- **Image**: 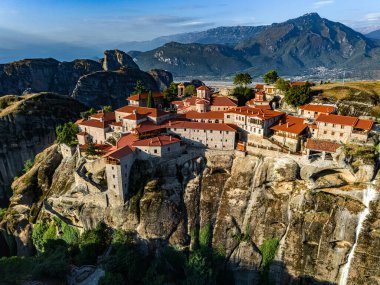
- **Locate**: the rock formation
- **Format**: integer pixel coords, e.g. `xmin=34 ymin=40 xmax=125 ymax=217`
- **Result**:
xmin=148 ymin=69 xmax=173 ymax=91
xmin=0 ymin=58 xmax=102 ymax=96
xmin=71 ymin=68 xmax=161 ymax=109
xmin=101 ymin=49 xmax=139 ymax=71
xmin=0 ymin=93 xmax=86 ymax=206
xmin=1 ymin=145 xmax=379 ymax=284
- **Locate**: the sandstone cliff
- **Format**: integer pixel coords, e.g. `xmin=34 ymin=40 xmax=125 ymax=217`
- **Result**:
xmin=101 ymin=49 xmax=140 ymax=71
xmin=0 ymin=93 xmax=86 ymax=206
xmin=1 ymin=145 xmax=379 ymax=284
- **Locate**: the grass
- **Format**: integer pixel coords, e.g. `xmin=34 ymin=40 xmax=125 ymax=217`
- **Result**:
xmin=312 ymin=81 xmax=380 ymax=101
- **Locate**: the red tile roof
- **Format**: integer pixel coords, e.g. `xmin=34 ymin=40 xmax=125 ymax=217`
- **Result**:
xmin=110 ymin=121 xmax=123 ymax=127
xmin=271 ymin=115 xmax=308 ymax=135
xmin=123 ymin=113 xmax=147 ymax=121
xmin=76 ymin=119 xmax=108 ymax=129
xmin=211 ymin=96 xmax=237 ymax=107
xmin=196 ymin=86 xmax=210 ymax=91
xmin=105 ymin=145 xmax=134 ymax=160
xmin=184 ymin=111 xmax=225 ymax=120
xmin=226 ymin=106 xmax=284 ymax=120
xmin=115 ymin=106 xmax=169 ymax=118
xmin=90 ymin=112 xmax=115 ymax=121
xmin=133 ymin=122 xmax=167 ymax=134
xmin=316 ymin=114 xmax=374 ymax=130
xmin=128 ymin=92 xmax=163 ymax=101
xmin=255 ymin=84 xmax=264 ymax=90
xmin=167 ymin=120 xmax=237 ymax=132
xmin=117 ymin=133 xmax=139 ymax=148
xmin=299 ymin=104 xmax=335 ymax=113
xmin=305 ymin=139 xmax=341 ymax=153
xmin=132 ymin=135 xmax=180 ymax=147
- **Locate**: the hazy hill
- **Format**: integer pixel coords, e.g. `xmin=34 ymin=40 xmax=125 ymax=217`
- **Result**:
xmin=366 ymin=29 xmax=380 ymax=39
xmin=118 ymin=26 xmax=266 ymax=52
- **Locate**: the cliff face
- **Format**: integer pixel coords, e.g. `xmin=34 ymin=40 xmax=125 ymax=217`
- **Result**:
xmin=2 ymin=146 xmax=379 ymax=284
xmin=0 ymin=58 xmax=102 ymax=96
xmin=71 ymin=68 xmax=164 ymax=109
xmin=0 ymin=93 xmax=86 ymax=206
xmin=101 ymin=49 xmax=140 ymax=71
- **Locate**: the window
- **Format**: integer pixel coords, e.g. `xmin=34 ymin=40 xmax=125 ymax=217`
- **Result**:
xmin=323 ymin=131 xmax=327 ymax=134
xmin=220 ymin=131 xmax=222 ymax=134
xmin=331 ymin=132 xmax=335 ymax=135
xmin=184 ymin=128 xmax=187 ymax=131
xmin=167 ymin=147 xmax=170 ymax=151
xmin=112 ymin=166 xmax=114 ymax=170
xmin=113 ymin=175 xmax=115 ymax=178
xmin=210 ymin=130 xmax=213 ymax=133
xmin=341 ymin=125 xmax=344 ymax=129
xmin=324 ymin=123 xmax=327 ymax=126
xmin=340 ymin=133 xmax=343 ymax=137
xmin=113 ymin=185 xmax=116 ymax=189
xmin=154 ymin=149 xmax=157 ymax=153
xmin=227 ymin=115 xmax=230 ymax=118
xmin=332 ymin=124 xmax=335 ymax=127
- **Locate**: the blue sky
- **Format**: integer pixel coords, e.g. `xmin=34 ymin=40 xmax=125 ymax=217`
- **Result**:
xmin=0 ymin=0 xmax=379 ymax=45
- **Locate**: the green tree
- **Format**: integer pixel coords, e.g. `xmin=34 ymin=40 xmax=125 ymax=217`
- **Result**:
xmin=55 ymin=122 xmax=79 ymax=146
xmin=263 ymin=70 xmax=279 ymax=84
xmin=233 ymin=73 xmax=253 ymax=86
xmin=163 ymin=82 xmax=179 ymax=105
xmin=22 ymin=159 xmax=34 ymax=174
xmin=275 ymin=77 xmax=290 ymax=92
xmin=133 ymin=80 xmax=148 ymax=95
xmin=146 ymin=91 xmax=155 ymax=108
xmin=80 ymin=108 xmax=97 ymax=119
xmin=102 ymin=105 xmax=112 ymax=112
xmin=232 ymin=86 xmax=254 ymax=106
xmin=284 ymin=83 xmax=311 ymax=107
xmin=184 ymin=85 xmax=196 ymax=97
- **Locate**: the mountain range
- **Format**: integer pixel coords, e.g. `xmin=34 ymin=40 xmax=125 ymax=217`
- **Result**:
xmin=1 ymin=13 xmax=380 ymax=79
xmin=129 ymin=13 xmax=380 ymax=78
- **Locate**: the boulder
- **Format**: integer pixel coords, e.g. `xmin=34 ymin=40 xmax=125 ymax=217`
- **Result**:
xmin=355 ymin=164 xmax=376 ymax=183
xmin=267 ymin=158 xmax=299 ymax=182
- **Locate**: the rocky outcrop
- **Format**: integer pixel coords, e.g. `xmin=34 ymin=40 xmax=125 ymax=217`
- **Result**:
xmin=3 ymin=146 xmax=380 ymax=284
xmin=0 ymin=58 xmax=102 ymax=96
xmin=71 ymin=68 xmax=165 ymax=109
xmin=0 ymin=93 xmax=86 ymax=206
xmin=148 ymin=69 xmax=173 ymax=91
xmin=101 ymin=49 xmax=139 ymax=71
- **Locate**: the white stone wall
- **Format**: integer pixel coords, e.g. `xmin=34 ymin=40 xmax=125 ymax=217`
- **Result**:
xmin=135 ymin=141 xmax=181 ymax=160
xmin=105 ymin=153 xmax=135 ymax=205
xmin=78 ymin=125 xmax=109 ymax=144
xmin=315 ymin=122 xmax=352 ymax=143
xmin=168 ymin=127 xmax=235 ymax=150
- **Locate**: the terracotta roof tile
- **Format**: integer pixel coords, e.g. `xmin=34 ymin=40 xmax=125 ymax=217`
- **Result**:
xmin=226 ymin=106 xmax=284 ymax=120
xmin=184 ymin=111 xmax=225 ymax=120
xmin=271 ymin=115 xmax=308 ymax=135
xmin=132 ymin=135 xmax=181 ymax=147
xmin=211 ymin=96 xmax=237 ymax=107
xmin=115 ymin=106 xmax=169 ymax=118
xmin=128 ymin=92 xmax=163 ymax=101
xmin=196 ymin=86 xmax=210 ymax=91
xmin=305 ymin=139 xmax=341 ymax=153
xmin=105 ymin=145 xmax=134 ymax=160
xmin=116 ymin=133 xmax=139 ymax=148
xmin=90 ymin=112 xmax=115 ymax=121
xmin=316 ymin=114 xmax=373 ymax=130
xmin=299 ymin=104 xmax=335 ymax=113
xmin=77 ymin=119 xmax=108 ymax=129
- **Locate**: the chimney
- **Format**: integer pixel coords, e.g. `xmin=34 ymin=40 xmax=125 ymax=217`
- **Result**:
xmin=287 ymin=123 xmax=289 ymax=128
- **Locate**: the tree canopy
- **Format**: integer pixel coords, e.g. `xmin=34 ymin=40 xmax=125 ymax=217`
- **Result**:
xmin=55 ymin=122 xmax=79 ymax=146
xmin=133 ymin=80 xmax=148 ymax=95
xmin=284 ymin=83 xmax=311 ymax=107
xmin=163 ymin=82 xmax=179 ymax=105
xmin=232 ymin=86 xmax=254 ymax=106
xmin=263 ymin=70 xmax=279 ymax=84
xmin=80 ymin=108 xmax=97 ymax=119
xmin=275 ymin=77 xmax=290 ymax=92
xmin=184 ymin=85 xmax=196 ymax=97
xmin=233 ymin=73 xmax=252 ymax=86
xmin=102 ymin=105 xmax=112 ymax=112
xmin=146 ymin=91 xmax=155 ymax=108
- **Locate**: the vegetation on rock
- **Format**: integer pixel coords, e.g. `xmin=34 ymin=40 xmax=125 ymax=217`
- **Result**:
xmin=55 ymin=122 xmax=79 ymax=146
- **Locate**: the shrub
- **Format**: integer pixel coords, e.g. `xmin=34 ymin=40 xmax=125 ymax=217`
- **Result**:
xmin=0 ymin=208 xmax=6 ymax=220
xmin=260 ymin=237 xmax=280 ymax=272
xmin=199 ymin=223 xmax=212 ymax=248
xmin=22 ymin=159 xmax=34 ymax=174
xmin=32 ymin=222 xmax=49 ymax=252
xmin=55 ymin=122 xmax=79 ymax=146
xmin=0 ymin=100 xmax=8 ymax=109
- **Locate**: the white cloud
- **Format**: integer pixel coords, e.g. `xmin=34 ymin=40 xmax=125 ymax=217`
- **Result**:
xmin=313 ymin=0 xmax=334 ymax=9
xmin=365 ymin=12 xmax=380 ymax=22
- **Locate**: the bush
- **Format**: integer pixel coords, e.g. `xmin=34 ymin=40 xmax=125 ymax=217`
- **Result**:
xmin=22 ymin=159 xmax=34 ymax=174
xmin=260 ymin=237 xmax=280 ymax=272
xmin=199 ymin=224 xmax=212 ymax=248
xmin=56 ymin=122 xmax=79 ymax=146
xmin=32 ymin=222 xmax=49 ymax=252
xmin=75 ymin=222 xmax=110 ymax=265
xmin=0 ymin=208 xmax=6 ymax=220
xmin=284 ymin=83 xmax=311 ymax=107
xmin=80 ymin=108 xmax=97 ymax=119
